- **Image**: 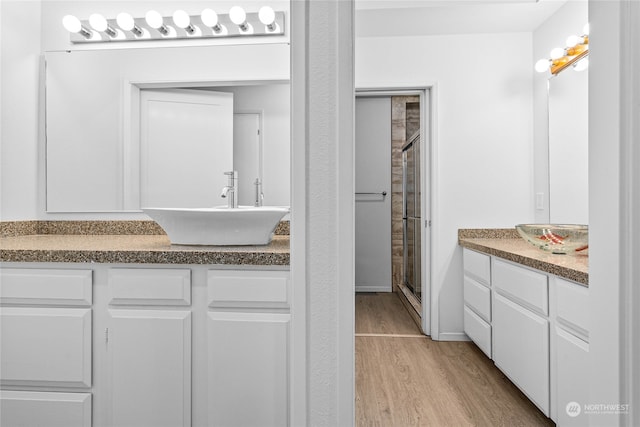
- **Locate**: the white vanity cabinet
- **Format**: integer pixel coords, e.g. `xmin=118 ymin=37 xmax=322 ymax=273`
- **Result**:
xmin=462 ymin=248 xmax=589 ymax=425
xmin=0 ymin=268 xmax=93 ymax=427
xmin=207 ymin=270 xmax=291 ymax=427
xmin=492 ymin=258 xmax=550 ymax=416
xmin=0 ymin=263 xmax=291 ymax=427
xmin=552 ymin=276 xmax=590 ymax=426
xmin=106 ymin=268 xmax=192 ymax=427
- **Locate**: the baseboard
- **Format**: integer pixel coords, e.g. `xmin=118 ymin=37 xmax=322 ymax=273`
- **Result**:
xmin=355 ymin=285 xmax=392 ymax=293
xmin=435 ymin=332 xmax=471 ymax=342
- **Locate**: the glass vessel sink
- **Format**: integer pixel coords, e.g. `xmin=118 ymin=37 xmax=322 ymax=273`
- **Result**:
xmin=515 ymin=224 xmax=588 ymax=254
xmin=143 ymin=206 xmax=290 ymax=246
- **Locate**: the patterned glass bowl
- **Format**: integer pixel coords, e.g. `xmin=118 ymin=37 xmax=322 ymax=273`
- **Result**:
xmin=515 ymin=224 xmax=589 ymax=254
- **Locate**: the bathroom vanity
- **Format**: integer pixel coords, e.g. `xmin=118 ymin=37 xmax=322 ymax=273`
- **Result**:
xmin=459 ymin=229 xmax=588 ymax=426
xmin=0 ymin=221 xmax=290 ymax=427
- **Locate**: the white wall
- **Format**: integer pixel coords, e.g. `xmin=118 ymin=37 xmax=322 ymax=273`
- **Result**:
xmin=356 ymin=33 xmax=535 ymax=337
xmin=532 ymin=1 xmax=588 ymax=223
xmin=1 ymin=1 xmax=42 ymax=220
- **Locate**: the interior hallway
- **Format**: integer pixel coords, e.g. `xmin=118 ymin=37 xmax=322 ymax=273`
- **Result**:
xmin=355 ymin=292 xmax=555 ymax=426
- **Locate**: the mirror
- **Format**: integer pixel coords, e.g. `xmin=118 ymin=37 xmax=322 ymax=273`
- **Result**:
xmin=45 ymin=44 xmax=290 ymax=212
xmin=547 ymin=61 xmax=588 ymax=224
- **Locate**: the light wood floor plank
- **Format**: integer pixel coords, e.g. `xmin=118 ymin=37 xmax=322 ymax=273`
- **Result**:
xmin=355 ymin=293 xmax=555 ymax=427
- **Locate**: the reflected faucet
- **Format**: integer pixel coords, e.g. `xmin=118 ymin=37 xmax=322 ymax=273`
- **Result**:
xmin=220 ymin=171 xmax=238 ymax=209
xmin=254 ymin=178 xmax=264 ymax=207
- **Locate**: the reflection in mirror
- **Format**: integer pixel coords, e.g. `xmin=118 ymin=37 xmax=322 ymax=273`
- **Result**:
xmin=548 ymin=60 xmax=588 ymax=224
xmin=44 ymin=45 xmax=290 ymax=213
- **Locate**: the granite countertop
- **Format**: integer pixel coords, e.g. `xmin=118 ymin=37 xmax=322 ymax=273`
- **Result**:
xmin=458 ymin=228 xmax=588 ymax=286
xmin=0 ymin=220 xmax=290 ymax=266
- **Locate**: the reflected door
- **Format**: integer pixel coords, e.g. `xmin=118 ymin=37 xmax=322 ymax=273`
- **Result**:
xmin=140 ymin=89 xmax=233 ymax=208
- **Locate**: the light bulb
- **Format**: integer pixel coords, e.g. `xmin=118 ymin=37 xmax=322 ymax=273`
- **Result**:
xmin=229 ymin=6 xmax=247 ymax=30
xmin=62 ymin=14 xmax=92 ymax=38
xmin=201 ymin=8 xmax=218 ymax=27
xmin=145 ymin=10 xmax=164 ymax=29
xmin=89 ymin=13 xmax=107 ymax=32
xmin=173 ymin=10 xmax=190 ymax=28
xmin=259 ymin=6 xmax=276 ymax=29
xmin=146 ymin=10 xmax=170 ymax=35
xmin=62 ymin=15 xmax=82 ymax=33
xmin=583 ymin=23 xmax=590 ymax=36
xmin=201 ymin=8 xmax=222 ymax=33
xmin=566 ymin=35 xmax=581 ymax=48
xmin=89 ymin=13 xmax=118 ymax=37
xmin=116 ymin=12 xmax=135 ymax=30
xmin=535 ymin=59 xmax=550 ymax=73
xmin=550 ymin=47 xmax=565 ymax=60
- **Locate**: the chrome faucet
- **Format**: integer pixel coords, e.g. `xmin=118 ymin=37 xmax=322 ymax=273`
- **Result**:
xmin=254 ymin=178 xmax=264 ymax=207
xmin=220 ymin=171 xmax=238 ymax=208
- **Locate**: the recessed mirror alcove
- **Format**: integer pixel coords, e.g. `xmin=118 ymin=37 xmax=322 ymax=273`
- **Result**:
xmin=45 ymin=44 xmax=290 ymax=213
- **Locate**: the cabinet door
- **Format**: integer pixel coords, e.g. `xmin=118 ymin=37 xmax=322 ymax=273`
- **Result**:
xmin=555 ymin=326 xmax=589 ymax=426
xmin=108 ymin=310 xmax=191 ymax=427
xmin=0 ymin=391 xmax=91 ymax=427
xmin=0 ymin=307 xmax=91 ymax=388
xmin=493 ymin=293 xmax=550 ymax=416
xmin=208 ymin=312 xmax=290 ymax=427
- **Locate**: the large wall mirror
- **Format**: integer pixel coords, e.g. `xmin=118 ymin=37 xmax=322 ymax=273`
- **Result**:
xmin=548 ymin=59 xmax=588 ymax=224
xmin=45 ymin=44 xmax=290 ymax=212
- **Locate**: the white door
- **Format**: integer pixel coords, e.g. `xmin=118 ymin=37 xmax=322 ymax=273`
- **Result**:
xmin=233 ymin=113 xmax=261 ymax=206
xmin=140 ymin=89 xmax=233 ymax=208
xmin=355 ymin=97 xmax=392 ymax=292
xmin=108 ymin=309 xmax=191 ymax=427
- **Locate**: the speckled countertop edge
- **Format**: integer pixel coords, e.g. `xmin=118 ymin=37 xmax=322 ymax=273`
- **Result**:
xmin=0 ymin=221 xmax=290 ymax=266
xmin=458 ymin=229 xmax=588 ymax=286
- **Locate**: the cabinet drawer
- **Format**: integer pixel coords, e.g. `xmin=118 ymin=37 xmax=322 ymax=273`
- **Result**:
xmin=463 ymin=249 xmax=491 ymax=285
xmin=208 ymin=271 xmax=290 ymax=308
xmin=464 ymin=305 xmax=491 ymax=358
xmin=492 ymin=258 xmax=548 ymax=316
xmin=555 ymin=277 xmax=589 ymax=337
xmin=0 ymin=391 xmax=91 ymax=427
xmin=109 ymin=268 xmax=191 ymax=306
xmin=0 ymin=268 xmax=92 ymax=306
xmin=463 ymin=275 xmax=491 ymax=322
xmin=493 ymin=293 xmax=549 ymax=416
xmin=0 ymin=307 xmax=92 ymax=388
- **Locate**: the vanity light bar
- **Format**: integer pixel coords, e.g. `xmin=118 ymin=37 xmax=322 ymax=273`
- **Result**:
xmin=64 ymin=8 xmax=285 ymax=43
xmin=535 ymin=23 xmax=589 ymax=75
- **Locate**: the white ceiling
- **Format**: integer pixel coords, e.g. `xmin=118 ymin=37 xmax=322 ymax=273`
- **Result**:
xmin=355 ymin=0 xmax=571 ymax=37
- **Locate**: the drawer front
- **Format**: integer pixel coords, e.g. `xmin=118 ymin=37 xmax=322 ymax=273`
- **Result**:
xmin=492 ymin=258 xmax=548 ymax=316
xmin=208 ymin=271 xmax=290 ymax=308
xmin=463 ymin=275 xmax=491 ymax=322
xmin=109 ymin=268 xmax=191 ymax=306
xmin=0 ymin=307 xmax=92 ymax=388
xmin=493 ymin=293 xmax=549 ymax=416
xmin=463 ymin=249 xmax=491 ymax=285
xmin=464 ymin=305 xmax=491 ymax=358
xmin=0 ymin=391 xmax=91 ymax=427
xmin=0 ymin=268 xmax=92 ymax=306
xmin=555 ymin=276 xmax=589 ymax=337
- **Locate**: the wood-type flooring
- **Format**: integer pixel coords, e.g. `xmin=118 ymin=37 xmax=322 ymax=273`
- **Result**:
xmin=355 ymin=292 xmax=555 ymax=427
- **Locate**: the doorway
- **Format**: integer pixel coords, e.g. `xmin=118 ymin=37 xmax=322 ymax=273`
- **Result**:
xmin=355 ymin=88 xmax=431 ymax=335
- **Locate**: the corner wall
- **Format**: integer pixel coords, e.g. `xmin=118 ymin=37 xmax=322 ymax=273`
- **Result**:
xmin=356 ymin=32 xmax=535 ymax=338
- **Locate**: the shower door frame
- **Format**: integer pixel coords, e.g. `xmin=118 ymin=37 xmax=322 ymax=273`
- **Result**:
xmin=355 ymin=86 xmax=435 ymax=337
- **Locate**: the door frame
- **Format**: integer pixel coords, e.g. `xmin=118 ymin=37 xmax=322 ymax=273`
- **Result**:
xmin=355 ymin=85 xmax=436 ymax=337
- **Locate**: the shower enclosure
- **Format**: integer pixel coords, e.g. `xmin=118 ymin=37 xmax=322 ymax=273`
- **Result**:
xmin=402 ymin=131 xmax=421 ymax=302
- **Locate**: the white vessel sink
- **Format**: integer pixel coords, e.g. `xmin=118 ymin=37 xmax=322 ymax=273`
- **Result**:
xmin=143 ymin=206 xmax=290 ymax=246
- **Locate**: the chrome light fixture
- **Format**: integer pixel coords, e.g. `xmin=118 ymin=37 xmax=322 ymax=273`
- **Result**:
xmin=63 ymin=7 xmax=285 ymax=43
